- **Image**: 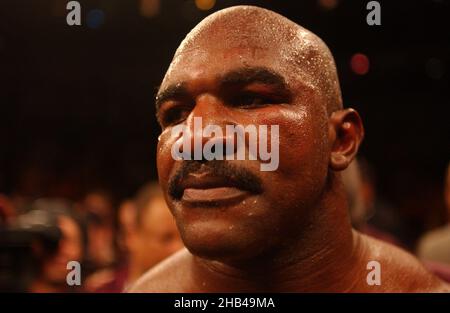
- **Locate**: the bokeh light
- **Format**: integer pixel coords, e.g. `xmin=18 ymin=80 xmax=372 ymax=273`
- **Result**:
xmin=195 ymin=0 xmax=216 ymax=11
xmin=350 ymin=53 xmax=370 ymax=75
xmin=140 ymin=0 xmax=160 ymax=18
xmin=318 ymin=0 xmax=339 ymax=11
xmin=87 ymin=9 xmax=105 ymax=29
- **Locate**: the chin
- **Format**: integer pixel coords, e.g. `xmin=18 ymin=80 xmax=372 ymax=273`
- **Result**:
xmin=181 ymin=221 xmax=270 ymax=263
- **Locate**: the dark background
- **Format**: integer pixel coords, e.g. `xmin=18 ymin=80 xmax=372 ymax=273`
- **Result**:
xmin=0 ymin=0 xmax=449 ymax=244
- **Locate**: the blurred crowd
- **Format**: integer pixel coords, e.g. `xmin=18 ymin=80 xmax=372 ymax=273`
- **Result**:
xmin=0 ymin=182 xmax=183 ymax=292
xmin=343 ymin=159 xmax=450 ymax=282
xmin=1 ymin=159 xmax=449 ymax=292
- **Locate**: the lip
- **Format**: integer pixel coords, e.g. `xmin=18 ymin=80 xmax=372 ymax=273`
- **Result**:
xmin=182 ymin=186 xmax=249 ymax=205
xmin=178 ymin=172 xmax=251 ymax=206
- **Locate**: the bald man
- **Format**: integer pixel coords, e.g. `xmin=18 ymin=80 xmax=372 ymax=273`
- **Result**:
xmin=130 ymin=6 xmax=449 ymax=292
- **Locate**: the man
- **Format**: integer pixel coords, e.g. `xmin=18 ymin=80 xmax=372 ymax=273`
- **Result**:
xmin=342 ymin=158 xmax=402 ymax=247
xmin=78 ymin=190 xmax=116 ymax=270
xmin=131 ymin=6 xmax=448 ymax=292
xmin=417 ymin=163 xmax=450 ymax=282
xmin=20 ymin=199 xmax=85 ymax=293
xmin=96 ymin=183 xmax=183 ymax=292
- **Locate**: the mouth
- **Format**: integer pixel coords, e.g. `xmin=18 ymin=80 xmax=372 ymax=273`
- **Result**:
xmin=178 ymin=172 xmax=254 ymax=206
xmin=183 ymin=186 xmax=250 ymax=206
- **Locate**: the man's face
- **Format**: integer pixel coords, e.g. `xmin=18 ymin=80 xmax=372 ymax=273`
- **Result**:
xmin=133 ymin=197 xmax=183 ymax=269
xmin=42 ymin=216 xmax=83 ymax=283
xmin=156 ymin=33 xmax=331 ymax=262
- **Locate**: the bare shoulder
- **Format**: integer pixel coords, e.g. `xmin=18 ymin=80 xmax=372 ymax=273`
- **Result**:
xmin=127 ymin=248 xmax=193 ymax=293
xmin=360 ymin=233 xmax=450 ymax=292
xmin=128 ymin=235 xmax=450 ymax=292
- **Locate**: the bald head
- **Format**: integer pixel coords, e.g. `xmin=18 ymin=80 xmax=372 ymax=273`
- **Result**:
xmin=160 ymin=5 xmax=342 ymax=116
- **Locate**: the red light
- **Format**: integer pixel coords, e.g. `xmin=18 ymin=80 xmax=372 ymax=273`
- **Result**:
xmin=350 ymin=53 xmax=370 ymax=75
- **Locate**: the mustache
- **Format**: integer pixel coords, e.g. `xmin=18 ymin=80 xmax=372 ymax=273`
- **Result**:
xmin=168 ymin=160 xmax=263 ymax=200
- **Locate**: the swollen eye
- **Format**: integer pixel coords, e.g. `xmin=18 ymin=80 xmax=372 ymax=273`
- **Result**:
xmin=163 ymin=107 xmax=190 ymax=126
xmin=236 ymin=93 xmax=268 ymax=107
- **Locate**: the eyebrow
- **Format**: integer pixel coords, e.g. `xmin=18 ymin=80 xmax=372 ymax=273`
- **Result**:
xmin=155 ymin=83 xmax=189 ymax=113
xmin=220 ymin=66 xmax=288 ymax=88
xmin=155 ymin=66 xmax=291 ymax=112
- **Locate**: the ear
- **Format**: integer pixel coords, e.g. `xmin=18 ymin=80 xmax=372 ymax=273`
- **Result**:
xmin=328 ymin=108 xmax=364 ymax=171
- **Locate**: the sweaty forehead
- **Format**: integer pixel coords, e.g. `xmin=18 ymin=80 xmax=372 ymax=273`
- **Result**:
xmin=160 ymin=6 xmax=342 ymax=112
xmin=177 ymin=8 xmax=300 ymax=55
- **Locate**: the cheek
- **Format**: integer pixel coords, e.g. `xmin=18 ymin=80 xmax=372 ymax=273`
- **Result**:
xmin=253 ymin=106 xmax=329 ymax=205
xmin=156 ymin=130 xmax=176 ymax=187
xmin=282 ymin=111 xmax=327 ymax=177
xmin=254 ymin=107 xmax=325 ymax=173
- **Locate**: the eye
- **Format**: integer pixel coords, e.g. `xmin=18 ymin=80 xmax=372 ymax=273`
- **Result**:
xmin=158 ymin=104 xmax=191 ymax=127
xmin=233 ymin=92 xmax=274 ymax=108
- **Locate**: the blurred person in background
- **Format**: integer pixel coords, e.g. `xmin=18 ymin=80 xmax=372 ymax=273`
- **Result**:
xmin=0 ymin=194 xmax=16 ymax=227
xmin=417 ymin=163 xmax=450 ymax=281
xmin=116 ymin=199 xmax=137 ymax=254
xmin=2 ymin=198 xmax=86 ymax=292
xmin=83 ymin=198 xmax=134 ymax=291
xmin=76 ymin=190 xmax=117 ymax=271
xmin=342 ymin=158 xmax=402 ymax=247
xmin=95 ymin=182 xmax=182 ymax=292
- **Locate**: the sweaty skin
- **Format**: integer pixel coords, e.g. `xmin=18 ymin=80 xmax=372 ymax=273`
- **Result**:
xmin=130 ymin=6 xmax=449 ymax=292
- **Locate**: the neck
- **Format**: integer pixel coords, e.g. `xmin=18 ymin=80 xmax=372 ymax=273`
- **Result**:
xmin=190 ymin=177 xmax=369 ymax=292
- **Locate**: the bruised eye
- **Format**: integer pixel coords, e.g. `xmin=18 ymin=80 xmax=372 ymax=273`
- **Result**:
xmin=159 ymin=105 xmax=191 ymax=127
xmin=233 ymin=92 xmax=276 ymax=108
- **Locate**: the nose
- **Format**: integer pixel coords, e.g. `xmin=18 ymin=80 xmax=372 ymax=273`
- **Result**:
xmin=179 ymin=94 xmax=238 ymax=161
